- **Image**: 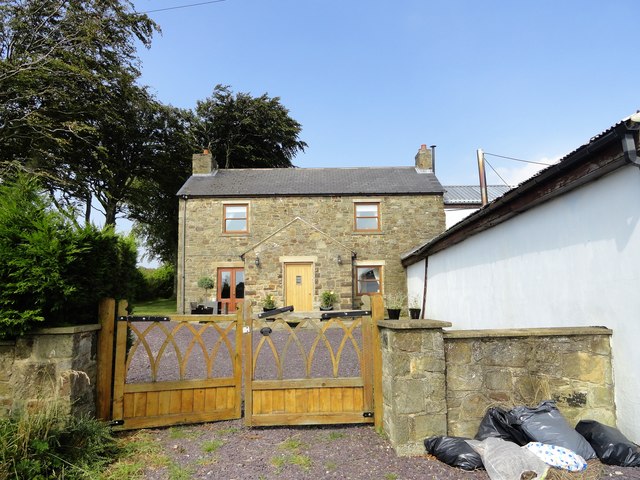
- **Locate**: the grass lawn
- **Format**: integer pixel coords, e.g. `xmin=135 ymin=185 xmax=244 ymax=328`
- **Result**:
xmin=131 ymin=298 xmax=178 ymax=316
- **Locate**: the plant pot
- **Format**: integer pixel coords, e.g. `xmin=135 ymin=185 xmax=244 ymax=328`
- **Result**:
xmin=263 ymin=307 xmax=276 ymax=313
xmin=319 ymin=305 xmax=333 ymax=311
xmin=387 ymin=308 xmax=401 ymax=320
xmin=409 ymin=308 xmax=421 ymax=319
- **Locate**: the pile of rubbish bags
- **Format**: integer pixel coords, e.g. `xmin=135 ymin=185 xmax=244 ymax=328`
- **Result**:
xmin=424 ymin=400 xmax=640 ymax=480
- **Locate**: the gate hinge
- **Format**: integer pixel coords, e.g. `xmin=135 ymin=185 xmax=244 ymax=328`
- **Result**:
xmin=363 ymin=412 xmax=374 ymax=418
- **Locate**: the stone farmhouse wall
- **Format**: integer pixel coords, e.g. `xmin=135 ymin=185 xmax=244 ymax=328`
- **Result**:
xmin=0 ymin=325 xmax=98 ymax=417
xmin=378 ymin=322 xmax=615 ymax=456
xmin=445 ymin=328 xmax=615 ymax=438
xmin=177 ymin=194 xmax=445 ymax=314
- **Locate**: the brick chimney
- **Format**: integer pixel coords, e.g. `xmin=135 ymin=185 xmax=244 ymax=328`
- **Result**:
xmin=415 ymin=144 xmax=433 ymax=171
xmin=192 ymin=149 xmax=217 ymax=174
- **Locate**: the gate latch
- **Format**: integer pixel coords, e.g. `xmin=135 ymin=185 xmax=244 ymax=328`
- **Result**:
xmin=260 ymin=327 xmax=272 ymax=336
xmin=363 ymin=412 xmax=373 ymax=418
xmin=109 ymin=419 xmax=124 ymax=427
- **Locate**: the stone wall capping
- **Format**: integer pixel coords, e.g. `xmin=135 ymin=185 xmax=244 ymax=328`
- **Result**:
xmin=32 ymin=324 xmax=102 ymax=335
xmin=0 ymin=341 xmax=15 ymax=347
xmin=378 ymin=319 xmax=452 ymax=329
xmin=444 ymin=326 xmax=612 ymax=339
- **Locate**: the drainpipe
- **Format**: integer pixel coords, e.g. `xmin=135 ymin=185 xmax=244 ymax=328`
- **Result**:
xmin=621 ymin=113 xmax=640 ymax=167
xmin=477 ymin=148 xmax=489 ymax=206
xmin=181 ymin=195 xmax=187 ymax=314
xmin=351 ymin=252 xmax=357 ymax=309
xmin=421 ymin=257 xmax=428 ymax=318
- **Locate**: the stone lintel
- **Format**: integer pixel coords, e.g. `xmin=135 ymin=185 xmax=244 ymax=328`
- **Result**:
xmin=444 ymin=326 xmax=612 ymax=339
xmin=378 ymin=319 xmax=452 ymax=330
xmin=32 ymin=324 xmax=101 ymax=335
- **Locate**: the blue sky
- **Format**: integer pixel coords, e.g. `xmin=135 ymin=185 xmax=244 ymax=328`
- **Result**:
xmin=131 ymin=0 xmax=639 ymax=187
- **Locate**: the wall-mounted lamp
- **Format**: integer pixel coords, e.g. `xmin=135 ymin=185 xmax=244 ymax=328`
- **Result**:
xmin=337 ymin=255 xmax=342 ymax=265
xmin=255 ymin=256 xmax=260 ymax=267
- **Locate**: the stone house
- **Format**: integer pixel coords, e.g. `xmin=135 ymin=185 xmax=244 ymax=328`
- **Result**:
xmin=176 ymin=145 xmax=445 ymax=315
xmin=403 ymin=113 xmax=640 ymax=443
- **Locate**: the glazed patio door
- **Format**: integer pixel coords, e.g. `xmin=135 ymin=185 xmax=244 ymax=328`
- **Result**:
xmin=218 ymin=268 xmax=244 ymax=313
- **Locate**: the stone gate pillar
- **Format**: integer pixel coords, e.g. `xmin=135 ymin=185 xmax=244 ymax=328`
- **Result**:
xmin=378 ymin=319 xmax=451 ymax=456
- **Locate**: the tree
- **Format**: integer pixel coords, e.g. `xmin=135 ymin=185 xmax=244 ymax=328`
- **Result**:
xmin=128 ymin=87 xmax=308 ymax=267
xmin=193 ymin=85 xmax=307 ymax=169
xmin=0 ymin=0 xmax=159 ymax=224
xmin=127 ymin=105 xmax=196 ymax=264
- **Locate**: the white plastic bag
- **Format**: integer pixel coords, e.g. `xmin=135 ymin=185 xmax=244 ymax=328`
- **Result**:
xmin=524 ymin=442 xmax=587 ymax=472
xmin=467 ymin=437 xmax=549 ymax=480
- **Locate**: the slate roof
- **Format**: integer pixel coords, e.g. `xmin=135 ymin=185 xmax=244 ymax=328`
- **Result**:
xmin=177 ymin=167 xmax=444 ymax=197
xmin=443 ymin=185 xmax=512 ymax=205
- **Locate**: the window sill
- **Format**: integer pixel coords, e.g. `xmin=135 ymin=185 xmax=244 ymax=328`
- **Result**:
xmin=352 ymin=231 xmax=384 ymax=235
xmin=222 ymin=232 xmax=249 ymax=237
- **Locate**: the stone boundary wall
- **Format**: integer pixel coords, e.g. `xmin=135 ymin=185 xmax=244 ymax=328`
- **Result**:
xmin=0 ymin=325 xmax=100 ymax=418
xmin=378 ymin=322 xmax=615 ymax=456
xmin=444 ymin=327 xmax=615 ymax=438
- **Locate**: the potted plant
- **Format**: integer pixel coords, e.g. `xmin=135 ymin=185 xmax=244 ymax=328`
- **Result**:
xmin=408 ymin=295 xmax=422 ymax=319
xmin=320 ymin=290 xmax=339 ymax=310
xmin=384 ymin=293 xmax=406 ymax=320
xmin=262 ymin=294 xmax=276 ymax=312
xmin=197 ymin=276 xmax=215 ymax=302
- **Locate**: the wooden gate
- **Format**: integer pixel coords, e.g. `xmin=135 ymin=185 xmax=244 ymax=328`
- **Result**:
xmin=110 ymin=305 xmax=243 ymax=430
xmin=244 ymin=307 xmax=376 ymax=427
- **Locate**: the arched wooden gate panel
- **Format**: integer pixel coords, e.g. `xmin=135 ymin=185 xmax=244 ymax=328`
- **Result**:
xmin=244 ymin=309 xmax=375 ymax=427
xmin=110 ymin=306 xmax=243 ymax=430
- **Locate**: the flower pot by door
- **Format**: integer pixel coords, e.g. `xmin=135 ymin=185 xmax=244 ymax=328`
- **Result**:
xmin=409 ymin=308 xmax=421 ymax=319
xmin=319 ymin=305 xmax=333 ymax=311
xmin=387 ymin=308 xmax=401 ymax=320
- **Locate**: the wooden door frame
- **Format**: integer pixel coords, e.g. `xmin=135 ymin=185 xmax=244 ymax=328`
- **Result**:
xmin=217 ymin=267 xmax=244 ymax=313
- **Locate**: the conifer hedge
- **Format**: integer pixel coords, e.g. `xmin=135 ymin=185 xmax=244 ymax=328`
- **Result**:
xmin=0 ymin=175 xmax=140 ymax=339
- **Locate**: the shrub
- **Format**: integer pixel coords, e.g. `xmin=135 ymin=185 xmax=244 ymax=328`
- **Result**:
xmin=197 ymin=276 xmax=215 ymax=299
xmin=137 ymin=264 xmax=175 ymax=301
xmin=0 ymin=174 xmax=140 ymax=338
xmin=0 ymin=402 xmax=120 ymax=479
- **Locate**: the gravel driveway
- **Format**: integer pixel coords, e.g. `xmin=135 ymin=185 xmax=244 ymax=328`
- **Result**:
xmin=121 ymin=419 xmax=640 ymax=480
xmin=121 ymin=319 xmax=640 ymax=479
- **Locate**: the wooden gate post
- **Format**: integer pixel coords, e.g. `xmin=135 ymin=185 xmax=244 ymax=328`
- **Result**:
xmin=96 ymin=298 xmax=116 ymax=420
xmin=243 ymin=300 xmax=254 ymax=427
xmin=370 ymin=294 xmax=384 ymax=431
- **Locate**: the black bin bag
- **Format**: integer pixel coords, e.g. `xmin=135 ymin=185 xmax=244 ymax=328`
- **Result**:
xmin=576 ymin=420 xmax=640 ymax=467
xmin=424 ymin=436 xmax=484 ymax=471
xmin=512 ymin=400 xmax=597 ymax=460
xmin=475 ymin=406 xmax=531 ymax=446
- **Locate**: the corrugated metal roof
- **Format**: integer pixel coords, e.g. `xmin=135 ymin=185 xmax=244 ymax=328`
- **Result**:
xmin=177 ymin=166 xmax=444 ymax=197
xmin=443 ymin=185 xmax=512 ymax=204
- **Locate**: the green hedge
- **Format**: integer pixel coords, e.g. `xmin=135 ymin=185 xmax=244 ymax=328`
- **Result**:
xmin=0 ymin=175 xmax=140 ymax=339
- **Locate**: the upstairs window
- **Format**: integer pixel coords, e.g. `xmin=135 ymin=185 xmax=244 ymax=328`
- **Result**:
xmin=354 ymin=202 xmax=380 ymax=231
xmin=223 ymin=204 xmax=248 ymax=233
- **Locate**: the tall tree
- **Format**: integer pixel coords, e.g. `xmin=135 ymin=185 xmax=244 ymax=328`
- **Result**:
xmin=129 ymin=86 xmax=308 ymax=266
xmin=0 ymin=0 xmax=158 ymax=223
xmin=193 ymin=85 xmax=307 ymax=169
xmin=128 ymin=105 xmax=196 ymax=265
